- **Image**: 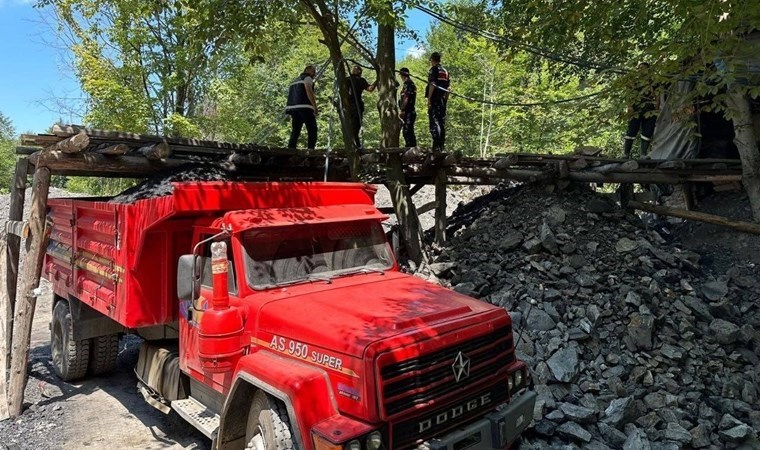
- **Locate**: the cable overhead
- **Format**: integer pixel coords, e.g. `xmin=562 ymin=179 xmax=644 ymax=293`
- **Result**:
xmin=346 ymin=58 xmax=608 ymax=107
xmin=412 ymin=4 xmax=628 ymax=74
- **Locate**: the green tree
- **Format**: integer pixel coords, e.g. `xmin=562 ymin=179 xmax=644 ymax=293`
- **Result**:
xmin=0 ymin=113 xmax=18 ymax=193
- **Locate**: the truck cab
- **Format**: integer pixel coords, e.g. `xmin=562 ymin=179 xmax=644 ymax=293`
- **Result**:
xmin=44 ymin=181 xmax=535 ymax=450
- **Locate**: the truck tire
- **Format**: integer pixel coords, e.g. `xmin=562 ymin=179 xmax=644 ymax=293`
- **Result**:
xmin=245 ymin=392 xmax=296 ymax=450
xmin=89 ymin=334 xmax=119 ymax=376
xmin=51 ymin=301 xmax=90 ymax=381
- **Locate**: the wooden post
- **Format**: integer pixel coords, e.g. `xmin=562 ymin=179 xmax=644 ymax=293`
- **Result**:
xmin=0 ymin=238 xmax=10 ymax=420
xmin=628 ymin=200 xmax=760 ymax=235
xmin=5 ymin=158 xmax=28 ymax=371
xmin=385 ymin=154 xmax=423 ymax=264
xmin=727 ymin=89 xmax=760 ymax=222
xmin=8 ymin=167 xmax=51 ymax=418
xmin=434 ymin=168 xmax=447 ymax=245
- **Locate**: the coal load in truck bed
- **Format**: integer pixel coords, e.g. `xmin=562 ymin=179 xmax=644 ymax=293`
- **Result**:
xmin=109 ymin=165 xmax=237 ymax=203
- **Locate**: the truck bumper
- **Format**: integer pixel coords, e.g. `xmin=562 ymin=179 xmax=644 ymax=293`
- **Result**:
xmin=424 ymin=390 xmax=536 ymax=450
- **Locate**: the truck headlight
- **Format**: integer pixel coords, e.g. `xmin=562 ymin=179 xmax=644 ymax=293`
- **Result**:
xmin=508 ymin=374 xmax=514 ymax=391
xmin=347 ymin=440 xmax=361 ymax=450
xmin=367 ymin=431 xmax=383 ymax=450
xmin=514 ymin=370 xmax=523 ymax=388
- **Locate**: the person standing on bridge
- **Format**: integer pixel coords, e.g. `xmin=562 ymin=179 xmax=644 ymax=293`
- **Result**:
xmin=286 ymin=65 xmax=319 ymax=150
xmin=398 ymin=68 xmax=417 ymax=148
xmin=426 ymin=52 xmax=450 ymax=153
xmin=347 ymin=65 xmax=376 ymax=150
xmin=623 ymin=62 xmax=659 ymax=158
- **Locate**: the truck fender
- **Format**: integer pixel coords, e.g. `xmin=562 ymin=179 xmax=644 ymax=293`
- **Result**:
xmin=54 ymin=295 xmax=125 ymax=341
xmin=216 ymin=350 xmax=338 ymax=450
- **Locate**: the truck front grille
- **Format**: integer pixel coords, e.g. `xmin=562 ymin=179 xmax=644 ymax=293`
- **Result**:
xmin=390 ymin=383 xmax=509 ymax=450
xmin=379 ymin=327 xmax=513 ymax=417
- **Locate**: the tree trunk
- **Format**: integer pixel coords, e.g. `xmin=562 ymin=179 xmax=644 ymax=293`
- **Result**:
xmin=376 ymin=20 xmax=422 ymax=264
xmin=376 ymin=22 xmax=400 ymax=148
xmin=727 ymin=89 xmax=760 ymax=222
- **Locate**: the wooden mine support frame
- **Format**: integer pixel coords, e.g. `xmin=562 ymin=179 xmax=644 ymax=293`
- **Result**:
xmin=6 ymin=166 xmax=52 ymax=418
xmin=2 ymin=123 xmax=756 ymax=419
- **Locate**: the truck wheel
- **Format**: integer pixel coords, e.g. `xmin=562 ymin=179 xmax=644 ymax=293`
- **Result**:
xmin=245 ymin=392 xmax=296 ymax=450
xmin=51 ymin=301 xmax=90 ymax=381
xmin=89 ymin=334 xmax=120 ymax=376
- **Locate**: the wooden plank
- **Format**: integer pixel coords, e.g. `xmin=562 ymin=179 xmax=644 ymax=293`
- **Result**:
xmin=31 ymin=151 xmax=187 ymax=177
xmin=434 ymin=169 xmax=447 ymax=244
xmin=628 ymin=200 xmax=760 ymax=235
xmin=50 ymin=130 xmax=89 ymax=154
xmin=8 ymin=167 xmax=51 ymax=418
xmin=14 ymin=146 xmax=41 ymax=155
xmin=0 ymin=238 xmax=10 ymax=420
xmin=417 ymin=201 xmax=437 ymax=215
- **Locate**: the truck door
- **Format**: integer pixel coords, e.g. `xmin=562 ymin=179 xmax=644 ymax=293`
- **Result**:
xmin=179 ymin=231 xmax=239 ymax=389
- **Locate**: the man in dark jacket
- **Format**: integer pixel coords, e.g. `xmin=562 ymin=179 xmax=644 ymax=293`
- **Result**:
xmin=398 ymin=67 xmax=417 ymax=147
xmin=623 ymin=62 xmax=659 ymax=158
xmin=347 ymin=65 xmax=376 ymax=150
xmin=426 ymin=52 xmax=450 ymax=153
xmin=286 ymin=65 xmax=318 ymax=149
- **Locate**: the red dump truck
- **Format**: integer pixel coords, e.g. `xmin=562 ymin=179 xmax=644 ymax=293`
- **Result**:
xmin=43 ymin=181 xmax=535 ymax=450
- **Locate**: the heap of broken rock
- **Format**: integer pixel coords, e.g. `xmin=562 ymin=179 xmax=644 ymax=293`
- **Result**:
xmin=422 ymin=184 xmax=759 ymax=449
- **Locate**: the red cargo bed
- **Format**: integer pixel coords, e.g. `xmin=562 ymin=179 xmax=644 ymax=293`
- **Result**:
xmin=44 ymin=182 xmax=377 ymax=329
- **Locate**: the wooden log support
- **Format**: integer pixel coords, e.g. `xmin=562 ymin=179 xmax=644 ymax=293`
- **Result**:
xmin=628 ymin=200 xmax=760 ymax=235
xmin=5 ymin=221 xmax=29 ymax=239
xmin=409 ymin=184 xmax=425 ymax=197
xmin=493 ymin=154 xmax=518 ymax=170
xmin=0 ymin=238 xmax=10 ymax=420
xmin=589 ymin=160 xmax=639 ymax=174
xmin=31 ymin=151 xmax=187 ymax=178
xmin=229 ymin=152 xmax=263 ymax=166
xmin=139 ymin=142 xmax=172 ymax=160
xmin=434 ymin=169 xmax=447 ymax=245
xmin=8 ymin=167 xmax=52 ymax=418
xmin=95 ymin=143 xmax=130 ymax=155
xmin=5 ymin=158 xmax=28 ymax=377
xmin=51 ymin=130 xmax=89 ymax=154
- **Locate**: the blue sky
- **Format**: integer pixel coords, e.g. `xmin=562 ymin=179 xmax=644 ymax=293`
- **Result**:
xmin=0 ymin=1 xmax=431 ymax=136
xmin=0 ymin=0 xmax=83 ymax=134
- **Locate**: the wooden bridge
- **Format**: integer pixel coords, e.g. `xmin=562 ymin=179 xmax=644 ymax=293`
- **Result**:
xmin=0 ymin=124 xmax=754 ymax=420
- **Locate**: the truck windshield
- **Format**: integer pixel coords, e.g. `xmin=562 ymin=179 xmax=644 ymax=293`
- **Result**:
xmin=242 ymin=220 xmax=394 ymax=290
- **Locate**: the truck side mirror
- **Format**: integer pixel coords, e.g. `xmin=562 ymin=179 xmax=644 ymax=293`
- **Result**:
xmin=177 ymin=254 xmax=201 ymax=301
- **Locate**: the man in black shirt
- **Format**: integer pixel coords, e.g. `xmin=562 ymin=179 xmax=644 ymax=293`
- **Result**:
xmin=286 ymin=65 xmax=318 ymax=149
xmin=347 ymin=65 xmax=376 ymax=150
xmin=398 ymin=68 xmax=417 ymax=147
xmin=426 ymin=52 xmax=450 ymax=153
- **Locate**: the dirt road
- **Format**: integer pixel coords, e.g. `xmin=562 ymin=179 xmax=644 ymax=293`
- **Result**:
xmin=0 ymin=283 xmax=209 ymax=450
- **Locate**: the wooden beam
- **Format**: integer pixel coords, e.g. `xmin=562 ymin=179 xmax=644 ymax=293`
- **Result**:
xmin=14 ymin=146 xmax=40 ymax=155
xmin=628 ymin=200 xmax=760 ymax=235
xmin=385 ymin=154 xmax=423 ymax=264
xmin=5 ymin=221 xmax=29 ymax=239
xmin=434 ymin=169 xmax=447 ymax=244
xmin=0 ymin=238 xmax=10 ymax=421
xmin=138 ymin=142 xmax=172 ymax=160
xmin=416 ymin=201 xmax=437 ymax=215
xmin=8 ymin=167 xmax=51 ymax=418
xmin=409 ymin=183 xmax=425 ymax=197
xmin=31 ymin=151 xmax=187 ymax=177
xmin=95 ymin=143 xmax=130 ymax=155
xmin=50 ymin=130 xmax=89 ymax=154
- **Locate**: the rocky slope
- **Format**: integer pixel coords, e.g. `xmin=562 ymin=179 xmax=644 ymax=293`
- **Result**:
xmin=422 ymin=183 xmax=759 ymax=449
